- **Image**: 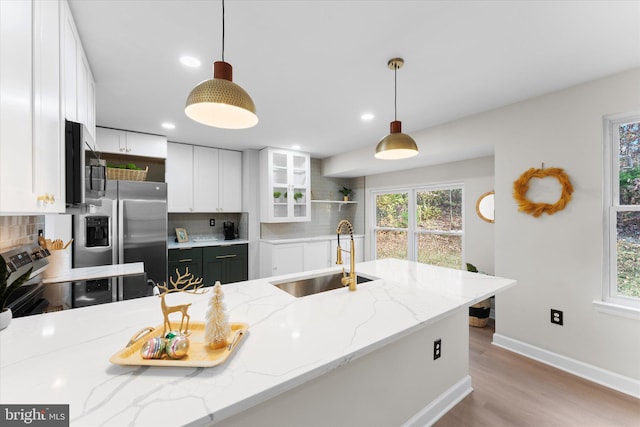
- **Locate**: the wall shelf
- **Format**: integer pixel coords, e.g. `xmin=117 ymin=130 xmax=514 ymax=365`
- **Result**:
xmin=311 ymin=200 xmax=357 ymax=211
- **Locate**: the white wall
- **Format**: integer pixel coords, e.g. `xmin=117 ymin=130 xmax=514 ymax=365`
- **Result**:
xmin=363 ymin=69 xmax=640 ymax=388
xmin=365 ymin=156 xmax=495 ymax=273
xmin=494 ymin=69 xmax=640 ymax=382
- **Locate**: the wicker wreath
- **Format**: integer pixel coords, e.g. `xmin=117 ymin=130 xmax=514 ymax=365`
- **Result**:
xmin=512 ymin=167 xmax=573 ymax=217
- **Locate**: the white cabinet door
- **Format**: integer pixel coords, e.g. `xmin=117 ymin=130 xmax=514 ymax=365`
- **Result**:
xmin=77 ymin=51 xmax=88 ymax=128
xmin=219 ymin=149 xmax=242 ymax=212
xmin=86 ymin=75 xmax=96 ymax=139
xmin=33 ymin=0 xmax=64 ymax=212
xmin=62 ymin=0 xmax=95 ymax=137
xmin=193 ymin=146 xmax=220 ymax=212
xmin=167 ymin=144 xmax=242 ymax=213
xmin=96 ymin=127 xmax=167 ymax=158
xmin=62 ymin=1 xmax=77 ymax=123
xmin=0 ymin=0 xmax=34 ymax=212
xmin=167 ymin=142 xmax=194 ymax=212
xmin=272 ymin=243 xmax=305 ymax=276
xmin=96 ymin=127 xmax=125 ymax=154
xmin=304 ymin=240 xmax=331 ymax=271
xmin=260 ymin=148 xmax=310 ymax=222
xmin=1 ymin=0 xmax=64 ymax=213
xmin=125 ymin=131 xmax=167 ymax=158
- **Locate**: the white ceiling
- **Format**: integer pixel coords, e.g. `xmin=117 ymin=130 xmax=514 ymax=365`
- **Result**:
xmin=69 ymin=0 xmax=640 ymax=175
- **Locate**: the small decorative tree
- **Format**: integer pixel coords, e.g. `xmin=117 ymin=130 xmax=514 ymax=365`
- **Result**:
xmin=205 ymin=281 xmax=231 ymax=349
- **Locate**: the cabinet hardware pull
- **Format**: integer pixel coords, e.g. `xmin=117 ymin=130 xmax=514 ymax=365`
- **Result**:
xmin=179 ymin=258 xmax=193 ymax=262
xmin=215 ymin=255 xmax=237 ymax=259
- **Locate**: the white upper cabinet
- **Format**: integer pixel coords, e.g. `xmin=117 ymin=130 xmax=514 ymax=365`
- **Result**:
xmin=260 ymin=148 xmax=311 ymax=223
xmin=167 ymin=142 xmax=242 ymax=213
xmin=0 ymin=0 xmax=65 ymax=213
xmin=193 ymin=145 xmax=220 ymax=212
xmin=166 ymin=142 xmax=194 ymax=212
xmin=96 ymin=127 xmax=167 ymax=158
xmin=62 ymin=0 xmax=95 ymax=139
xmin=218 ymin=149 xmax=242 ymax=212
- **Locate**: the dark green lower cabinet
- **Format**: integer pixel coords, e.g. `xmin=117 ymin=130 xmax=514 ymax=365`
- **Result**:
xmin=169 ymin=244 xmax=248 ymax=287
xmin=168 ymin=248 xmax=203 ymax=285
xmin=203 ymin=244 xmax=248 ymax=286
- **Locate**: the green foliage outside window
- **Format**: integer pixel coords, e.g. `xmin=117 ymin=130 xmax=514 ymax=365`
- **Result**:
xmin=616 ymin=121 xmax=640 ymax=298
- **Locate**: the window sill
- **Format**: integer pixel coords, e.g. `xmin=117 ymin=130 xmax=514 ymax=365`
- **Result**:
xmin=592 ymin=300 xmax=640 ymax=320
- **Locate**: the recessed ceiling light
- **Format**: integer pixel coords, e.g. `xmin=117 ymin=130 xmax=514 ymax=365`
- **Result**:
xmin=161 ymin=122 xmax=176 ymax=130
xmin=180 ymin=56 xmax=201 ymax=68
xmin=291 ymin=144 xmax=301 ymax=150
xmin=361 ymin=113 xmax=375 ymax=121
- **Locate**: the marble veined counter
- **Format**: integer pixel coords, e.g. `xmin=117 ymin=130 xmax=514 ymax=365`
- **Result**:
xmin=42 ymin=262 xmax=145 ymax=284
xmin=168 ymin=238 xmax=249 ymax=250
xmin=0 ymin=259 xmax=516 ymax=426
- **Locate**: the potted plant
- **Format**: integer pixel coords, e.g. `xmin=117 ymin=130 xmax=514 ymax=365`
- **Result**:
xmin=338 ymin=186 xmax=353 ymax=201
xmin=294 ymin=192 xmax=304 ymax=203
xmin=273 ymin=191 xmax=282 ymax=202
xmin=0 ymin=255 xmax=32 ymax=330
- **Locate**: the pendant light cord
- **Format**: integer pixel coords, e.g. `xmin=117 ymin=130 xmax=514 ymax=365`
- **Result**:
xmin=221 ymin=0 xmax=225 ymax=62
xmin=394 ymin=65 xmax=398 ymax=121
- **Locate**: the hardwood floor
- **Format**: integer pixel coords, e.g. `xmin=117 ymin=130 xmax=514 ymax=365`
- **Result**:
xmin=434 ymin=320 xmax=640 ymax=427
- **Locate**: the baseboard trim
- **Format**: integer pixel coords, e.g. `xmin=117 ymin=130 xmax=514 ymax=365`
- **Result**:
xmin=493 ymin=333 xmax=640 ymax=399
xmin=403 ymin=375 xmax=473 ymax=427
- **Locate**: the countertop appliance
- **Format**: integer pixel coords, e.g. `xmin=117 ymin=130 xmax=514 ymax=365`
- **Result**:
xmin=223 ymin=221 xmax=236 ymax=240
xmin=65 ymin=120 xmax=105 ymax=205
xmin=1 ymin=244 xmax=51 ymax=317
xmin=72 ymin=180 xmax=167 ymax=307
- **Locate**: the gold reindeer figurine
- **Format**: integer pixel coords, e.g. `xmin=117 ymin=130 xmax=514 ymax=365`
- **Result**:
xmin=157 ymin=268 xmax=207 ymax=335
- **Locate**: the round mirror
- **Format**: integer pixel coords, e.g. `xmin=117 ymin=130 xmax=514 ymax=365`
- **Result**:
xmin=476 ymin=191 xmax=495 ymax=223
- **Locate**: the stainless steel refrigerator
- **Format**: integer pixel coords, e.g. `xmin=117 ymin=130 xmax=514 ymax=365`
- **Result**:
xmin=72 ymin=180 xmax=167 ymax=307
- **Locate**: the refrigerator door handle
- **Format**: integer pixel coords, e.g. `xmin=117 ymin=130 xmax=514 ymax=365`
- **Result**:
xmin=118 ymin=199 xmax=125 ymax=265
xmin=118 ymin=199 xmax=125 ymax=301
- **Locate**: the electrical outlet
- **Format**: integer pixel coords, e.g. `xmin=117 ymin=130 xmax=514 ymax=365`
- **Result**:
xmin=209 ymin=219 xmax=215 ymax=227
xmin=550 ymin=309 xmax=563 ymax=325
xmin=433 ymin=339 xmax=442 ymax=360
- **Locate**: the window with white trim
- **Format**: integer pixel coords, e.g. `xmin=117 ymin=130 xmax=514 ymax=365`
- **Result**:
xmin=603 ymin=115 xmax=640 ymax=308
xmin=372 ymin=184 xmax=464 ymax=269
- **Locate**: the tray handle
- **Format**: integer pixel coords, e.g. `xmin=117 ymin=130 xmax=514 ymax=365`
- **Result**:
xmin=126 ymin=327 xmax=155 ymax=347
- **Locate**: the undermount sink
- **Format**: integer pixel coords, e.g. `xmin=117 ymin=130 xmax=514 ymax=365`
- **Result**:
xmin=271 ymin=271 xmax=379 ymax=298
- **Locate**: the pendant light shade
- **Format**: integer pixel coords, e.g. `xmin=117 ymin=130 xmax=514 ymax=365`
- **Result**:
xmin=185 ymin=61 xmax=257 ymax=129
xmin=375 ymin=120 xmax=418 ymax=160
xmin=374 ymin=58 xmax=418 ymax=160
xmin=185 ymin=0 xmax=257 ymax=129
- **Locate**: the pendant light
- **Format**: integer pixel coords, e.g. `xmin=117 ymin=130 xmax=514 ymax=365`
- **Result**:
xmin=185 ymin=0 xmax=258 ymax=129
xmin=374 ymin=58 xmax=418 ymax=159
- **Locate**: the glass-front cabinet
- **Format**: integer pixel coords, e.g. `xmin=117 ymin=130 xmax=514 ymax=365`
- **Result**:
xmin=260 ymin=147 xmax=311 ymax=222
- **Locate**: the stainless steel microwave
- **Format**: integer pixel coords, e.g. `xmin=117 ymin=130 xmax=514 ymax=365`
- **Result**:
xmin=65 ymin=120 xmax=105 ymax=205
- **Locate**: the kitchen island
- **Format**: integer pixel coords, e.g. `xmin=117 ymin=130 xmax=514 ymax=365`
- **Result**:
xmin=0 ymin=259 xmax=516 ymax=426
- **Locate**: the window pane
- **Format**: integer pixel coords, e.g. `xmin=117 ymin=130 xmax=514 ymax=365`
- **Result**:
xmin=417 ymin=189 xmax=462 ymax=231
xmin=416 ymin=234 xmax=462 ymax=269
xmin=618 ymin=121 xmax=640 ymax=205
xmin=376 ymin=230 xmax=408 ymax=260
xmin=376 ymin=193 xmax=409 ymax=228
xmin=616 ymin=211 xmax=640 ymax=297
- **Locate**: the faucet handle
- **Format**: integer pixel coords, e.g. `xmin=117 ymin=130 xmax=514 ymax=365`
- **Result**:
xmin=341 ymin=267 xmax=349 ymax=286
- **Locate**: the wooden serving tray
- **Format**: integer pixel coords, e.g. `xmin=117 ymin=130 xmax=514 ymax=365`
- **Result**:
xmin=110 ymin=321 xmax=248 ymax=367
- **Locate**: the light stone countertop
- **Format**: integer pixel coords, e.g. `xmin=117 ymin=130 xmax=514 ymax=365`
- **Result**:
xmin=0 ymin=258 xmax=516 ymax=426
xmin=41 ymin=262 xmax=145 ymax=284
xmin=260 ymin=234 xmax=365 ymax=244
xmin=168 ymin=238 xmax=249 ymax=250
